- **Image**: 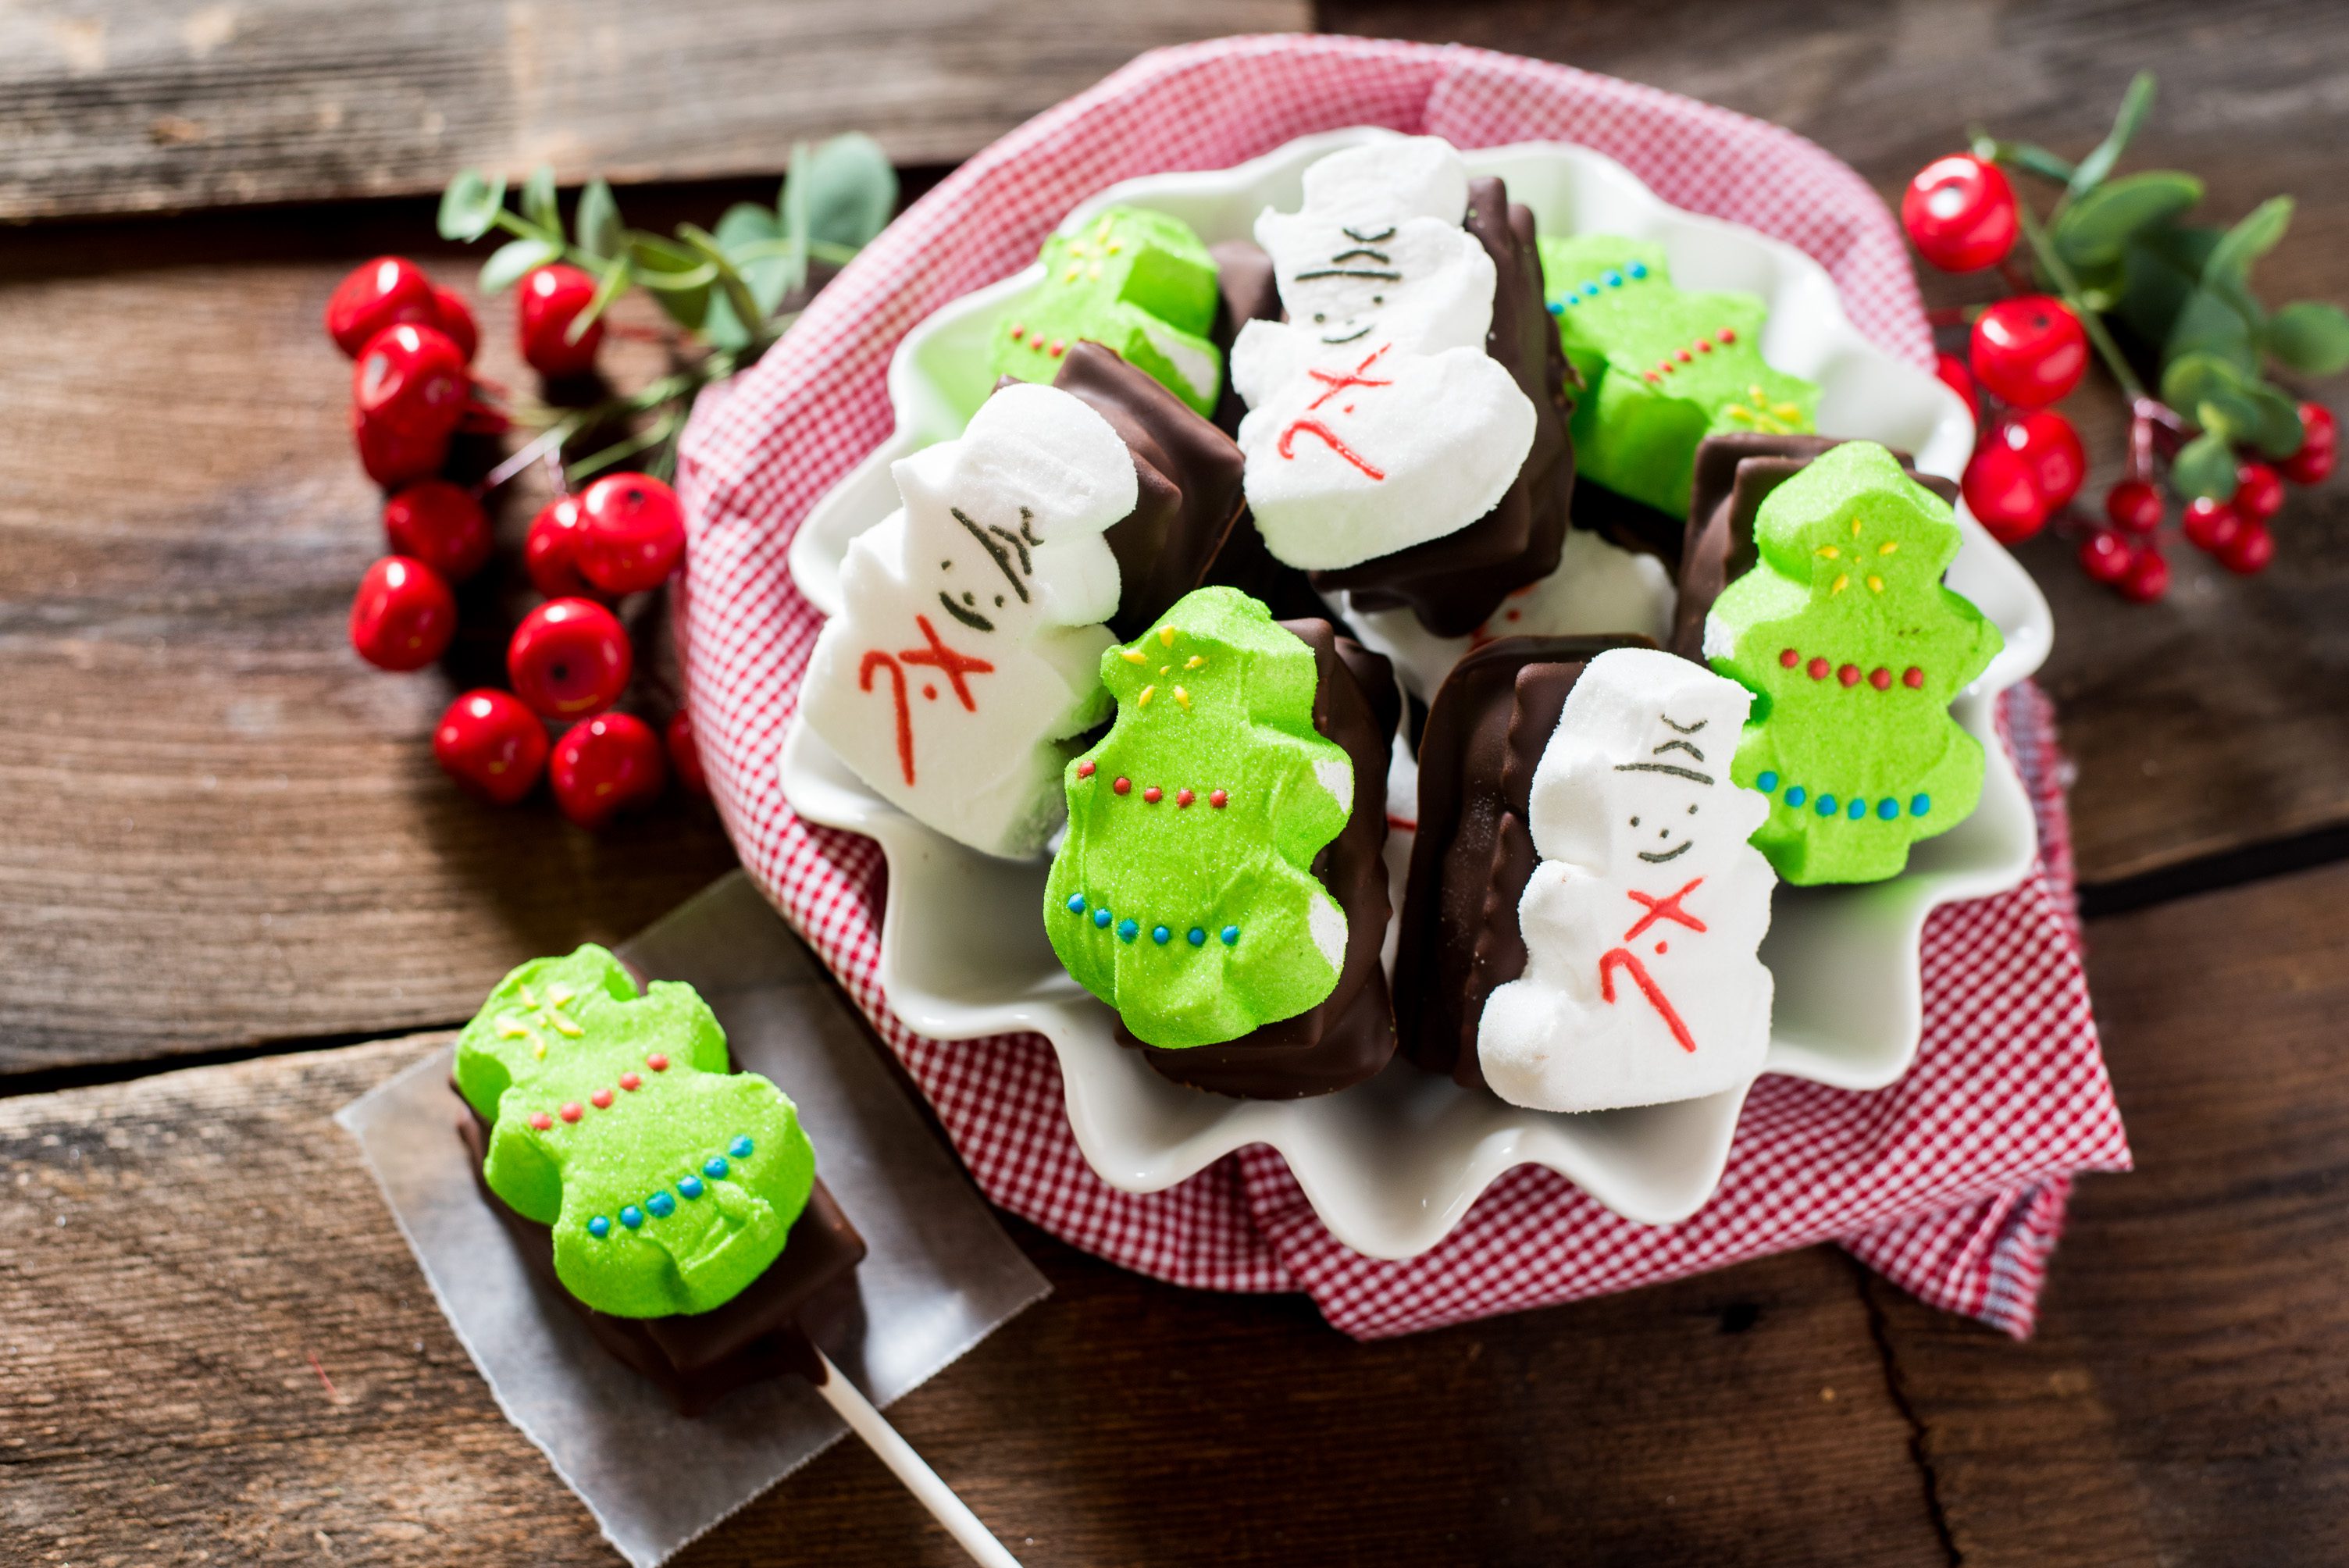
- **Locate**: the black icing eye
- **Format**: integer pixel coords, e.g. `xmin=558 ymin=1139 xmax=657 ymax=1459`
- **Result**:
xmin=940 ymin=560 xmax=952 ymax=571
xmin=1371 ymin=294 xmax=1384 ymax=305
xmin=1688 ymin=804 xmax=1698 ymax=814
xmin=994 ymin=595 xmax=1005 ymax=608
xmin=1313 ymin=312 xmax=1326 ymax=323
xmin=962 ymin=591 xmax=976 ymax=605
xmin=1629 ymin=817 xmax=1640 ymax=828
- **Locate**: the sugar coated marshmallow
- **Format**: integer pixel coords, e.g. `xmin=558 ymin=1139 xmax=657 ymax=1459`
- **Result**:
xmin=802 ymin=382 xmax=1138 ymax=858
xmin=1231 ymin=137 xmax=1535 ymax=571
xmin=1477 ymin=647 xmax=1777 ymax=1114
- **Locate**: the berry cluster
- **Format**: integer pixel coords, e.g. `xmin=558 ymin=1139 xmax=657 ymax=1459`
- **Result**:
xmin=328 ymin=255 xmax=703 ymax=829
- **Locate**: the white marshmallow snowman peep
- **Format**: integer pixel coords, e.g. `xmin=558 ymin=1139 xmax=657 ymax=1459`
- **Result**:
xmin=1478 ymin=647 xmax=1777 ymax=1113
xmin=801 ymin=383 xmax=1137 ymax=859
xmin=1231 ymin=137 xmax=1535 ymax=572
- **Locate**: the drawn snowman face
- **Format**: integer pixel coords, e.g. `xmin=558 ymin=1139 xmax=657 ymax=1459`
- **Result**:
xmin=929 ymin=499 xmax=1043 ymax=638
xmin=1609 ymin=712 xmax=1723 ymax=875
xmin=1267 ymin=214 xmax=1490 ymax=353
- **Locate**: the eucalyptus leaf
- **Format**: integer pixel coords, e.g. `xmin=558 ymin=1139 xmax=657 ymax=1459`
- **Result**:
xmin=2166 ymin=285 xmax=2258 ymax=376
xmin=679 ymin=223 xmax=768 ymax=347
xmin=2196 ymin=390 xmax=2262 ymax=441
xmin=479 ymin=236 xmax=558 ymax=296
xmin=569 ymin=259 xmax=633 ymax=345
xmin=704 ymin=202 xmax=799 ymax=345
xmin=2170 ymin=429 xmax=2239 ymax=501
xmin=2066 ymin=71 xmax=2156 ymax=200
xmin=626 ymin=232 xmax=713 ymax=329
xmin=576 ymin=177 xmax=623 ymax=260
xmin=2205 ymin=195 xmax=2293 ymax=290
xmin=438 ymin=169 xmax=507 ymax=242
xmin=787 ymin=132 xmax=896 ymax=249
xmin=2161 ymin=350 xmax=2246 ymax=411
xmin=2244 ymin=379 xmax=2310 ymax=457
xmin=1989 ymin=138 xmax=2077 ymax=187
xmin=2266 ymin=299 xmax=2349 ymax=376
xmin=522 ymin=165 xmax=560 ymax=235
xmin=2052 ymin=171 xmax=2202 ymax=271
xmin=2112 ymin=220 xmax=2217 ymax=349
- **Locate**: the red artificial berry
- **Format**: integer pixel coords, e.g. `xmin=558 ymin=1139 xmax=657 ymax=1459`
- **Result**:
xmin=2119 ymin=546 xmax=2171 ymax=604
xmin=1998 ymin=409 xmax=2086 ymax=511
xmin=1934 ymin=351 xmax=1976 ymax=412
xmin=523 ymin=495 xmax=597 ymax=598
xmin=383 ymin=480 xmax=492 ymax=582
xmin=2280 ymin=401 xmax=2337 ymax=483
xmin=2219 ymin=519 xmax=2275 ymax=575
xmin=518 ymin=264 xmax=605 ymax=379
xmin=2078 ymin=529 xmax=2133 ymax=585
xmin=2182 ymin=496 xmax=2240 ymax=554
xmin=433 ymin=690 xmax=550 ymax=805
xmin=2233 ymin=461 xmax=2284 ymax=523
xmin=550 ymin=712 xmax=666 ymax=829
xmin=353 ymin=322 xmax=470 ymax=444
xmin=430 ymin=286 xmax=479 ymax=362
xmin=1962 ymin=439 xmax=2048 ymax=543
xmin=324 ymin=256 xmax=440 ymax=358
xmin=576 ymin=472 xmax=686 ymax=593
xmin=1902 ymin=155 xmax=2019 ymax=273
xmin=351 ymin=404 xmax=450 ymax=489
xmin=2104 ymin=478 xmax=2164 ymax=535
xmin=508 ymin=597 xmax=633 ymax=718
xmin=349 ymin=556 xmax=456 ymax=672
xmin=665 ymin=709 xmax=708 ymax=796
xmin=1969 ymin=295 xmax=2088 ymax=408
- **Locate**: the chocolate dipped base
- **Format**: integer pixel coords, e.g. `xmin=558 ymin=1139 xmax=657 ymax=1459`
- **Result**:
xmin=1208 ymin=237 xmax=1281 ymax=438
xmin=457 ymin=1104 xmax=867 ymax=1417
xmin=1122 ymin=619 xmax=1403 ymax=1099
xmin=1393 ymin=633 xmax=1654 ymax=1088
xmin=1309 ymin=176 xmax=1576 ymax=638
xmin=1670 ymin=433 xmax=1960 ymax=661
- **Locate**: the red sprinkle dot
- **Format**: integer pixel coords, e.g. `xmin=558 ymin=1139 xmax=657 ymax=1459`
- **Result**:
xmin=1142 ymin=786 xmax=1163 ymax=804
xmin=590 ymin=1087 xmax=614 ymax=1110
xmin=1643 ymin=371 xmax=1661 ymax=383
xmin=1837 ymin=663 xmax=1860 ymax=687
xmin=618 ymin=1071 xmax=641 ymax=1091
xmin=1113 ymin=776 xmax=1131 ymax=796
xmin=1210 ymin=789 xmax=1228 ymax=809
xmin=1718 ymin=327 xmax=1737 ymax=344
xmin=558 ymin=1102 xmax=583 ymax=1124
xmin=1675 ymin=348 xmax=1692 ymax=362
xmin=1870 ymin=667 xmax=1891 ymax=690
xmin=1806 ymin=656 xmax=1830 ymax=680
xmin=1076 ymin=760 xmax=1096 ymax=779
xmin=1903 ymin=666 xmax=1924 ymax=689
xmin=1779 ymin=647 xmax=1799 ymax=668
xmin=1176 ymin=788 xmax=1195 ymax=807
xmin=1008 ymin=324 xmax=1025 ymax=340
xmin=1696 ymin=338 xmax=1713 ymax=354
xmin=1029 ymin=337 xmax=1046 ymax=353
xmin=528 ymin=1112 xmax=554 ymax=1131
xmin=1049 ymin=340 xmax=1066 ymax=358
xmin=646 ymin=1053 xmax=668 ymax=1071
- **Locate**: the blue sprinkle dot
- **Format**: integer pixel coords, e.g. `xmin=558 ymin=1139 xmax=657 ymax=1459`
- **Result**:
xmin=1784 ymin=786 xmax=1807 ymax=807
xmin=1848 ymin=797 xmax=1868 ymax=820
xmin=619 ymin=1206 xmax=645 ymax=1231
xmin=587 ymin=1215 xmax=611 ymax=1239
xmin=1561 ymin=294 xmax=1578 ymax=307
xmin=1117 ymin=918 xmax=1139 ymax=943
xmin=1878 ymin=798 xmax=1901 ymax=821
xmin=678 ymin=1174 xmax=704 ymax=1199
xmin=1221 ymin=925 xmax=1240 ymax=946
xmin=1066 ymin=894 xmax=1086 ymax=914
xmin=729 ymin=1135 xmax=754 ymax=1159
xmin=1093 ymin=907 xmax=1112 ymax=929
xmin=1602 ymin=270 xmax=1624 ymax=287
xmin=704 ymin=1156 xmax=729 ymax=1179
xmin=1581 ymin=282 xmax=1599 ymax=298
xmin=1756 ymin=771 xmax=1779 ymax=793
xmin=1630 ymin=261 xmax=1649 ymax=279
xmin=1816 ymin=793 xmax=1839 ymax=816
xmin=1188 ymin=927 xmax=1207 ymax=947
xmin=647 ymin=1191 xmax=675 ymax=1219
xmin=1546 ymin=300 xmax=1564 ymax=316
xmin=1151 ymin=925 xmax=1171 ymax=945
xmin=1911 ymin=793 xmax=1932 ymax=817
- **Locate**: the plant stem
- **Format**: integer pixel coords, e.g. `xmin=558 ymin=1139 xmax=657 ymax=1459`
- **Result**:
xmin=2009 ymin=197 xmax=2148 ymax=403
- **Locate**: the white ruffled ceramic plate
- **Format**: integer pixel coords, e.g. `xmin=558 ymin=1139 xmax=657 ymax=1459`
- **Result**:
xmin=779 ymin=130 xmax=2050 ymax=1257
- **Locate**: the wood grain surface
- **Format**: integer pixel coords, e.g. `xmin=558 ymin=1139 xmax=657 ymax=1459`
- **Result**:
xmin=0 ymin=0 xmax=1307 ymax=220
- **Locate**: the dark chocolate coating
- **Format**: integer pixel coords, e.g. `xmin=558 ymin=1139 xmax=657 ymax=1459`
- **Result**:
xmin=1208 ymin=237 xmax=1281 ymax=438
xmin=1392 ymin=633 xmax=1654 ymax=1088
xmin=1310 ymin=178 xmax=1576 ymax=638
xmin=457 ymin=1103 xmax=867 ymax=1417
xmin=1570 ymin=479 xmax=1684 ymax=571
xmin=1670 ymin=433 xmax=1959 ymax=662
xmin=1124 ymin=620 xmax=1403 ymax=1099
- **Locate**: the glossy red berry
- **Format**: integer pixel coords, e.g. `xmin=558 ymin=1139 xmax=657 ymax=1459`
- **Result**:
xmin=665 ymin=709 xmax=708 ymax=796
xmin=433 ymin=690 xmax=549 ymax=805
xmin=518 ymin=264 xmax=605 ymax=379
xmin=430 ymin=286 xmax=479 ymax=362
xmin=2078 ymin=528 xmax=2134 ymax=585
xmin=2281 ymin=401 xmax=2337 ymax=483
xmin=383 ymin=480 xmax=492 ymax=583
xmin=2181 ymin=496 xmax=2240 ymax=554
xmin=350 ymin=556 xmax=456 ymax=671
xmin=2219 ymin=519 xmax=2275 ymax=575
xmin=576 ymin=472 xmax=686 ymax=593
xmin=1962 ymin=439 xmax=2048 ymax=543
xmin=2104 ymin=479 xmax=2164 ymax=535
xmin=508 ymin=597 xmax=632 ymax=718
xmin=1934 ymin=351 xmax=1977 ymax=412
xmin=1969 ymin=295 xmax=2088 ymax=408
xmin=1998 ymin=409 xmax=2085 ymax=511
xmin=353 ymin=323 xmax=470 ymax=444
xmin=2231 ymin=461 xmax=2283 ymax=523
xmin=524 ymin=495 xmax=597 ymax=597
xmin=2119 ymin=546 xmax=2171 ymax=604
xmin=351 ymin=404 xmax=449 ymax=489
xmin=550 ymin=712 xmax=666 ymax=829
xmin=1902 ymin=155 xmax=2019 ymax=273
xmin=325 ymin=257 xmax=441 ymax=358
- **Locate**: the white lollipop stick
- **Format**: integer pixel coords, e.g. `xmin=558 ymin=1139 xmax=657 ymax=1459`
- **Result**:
xmin=812 ymin=1350 xmax=1025 ymax=1568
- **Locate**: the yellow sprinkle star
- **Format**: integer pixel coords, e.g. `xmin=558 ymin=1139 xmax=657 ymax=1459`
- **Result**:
xmin=1173 ymin=686 xmax=1190 ymax=710
xmin=1185 ymin=654 xmax=1205 ymax=669
xmin=1120 ymin=649 xmax=1147 ymax=665
xmin=1851 ymin=517 xmax=1863 ymax=537
xmin=1831 ymin=572 xmax=1849 ymax=594
xmin=1879 ymin=540 xmax=1898 ymax=554
xmin=1817 ymin=545 xmax=1841 ymax=559
xmin=1867 ymin=575 xmax=1885 ymax=593
xmin=1159 ymin=626 xmax=1176 ymax=647
xmin=1137 ymin=685 xmax=1155 ymax=707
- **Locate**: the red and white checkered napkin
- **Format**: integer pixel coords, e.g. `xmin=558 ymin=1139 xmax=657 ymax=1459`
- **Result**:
xmin=673 ymin=34 xmax=2133 ymax=1338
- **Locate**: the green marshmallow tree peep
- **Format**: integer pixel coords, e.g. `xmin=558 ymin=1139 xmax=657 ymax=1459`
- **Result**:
xmin=990 ymin=205 xmax=1223 ymax=417
xmin=1046 ymin=588 xmax=1351 ymax=1048
xmin=1706 ymin=442 xmax=2004 ymax=885
xmin=455 ymin=945 xmax=816 ymax=1318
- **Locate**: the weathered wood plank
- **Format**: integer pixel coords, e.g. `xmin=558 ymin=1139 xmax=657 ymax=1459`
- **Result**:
xmin=1324 ymin=0 xmax=2349 ymax=885
xmin=0 ymin=0 xmax=1309 ymax=221
xmin=1868 ymin=857 xmax=2349 ymax=1566
xmin=0 ymin=1033 xmax=1947 ymax=1566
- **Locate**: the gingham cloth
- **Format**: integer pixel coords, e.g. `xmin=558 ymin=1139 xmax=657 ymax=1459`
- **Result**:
xmin=673 ymin=34 xmax=2133 ymax=1339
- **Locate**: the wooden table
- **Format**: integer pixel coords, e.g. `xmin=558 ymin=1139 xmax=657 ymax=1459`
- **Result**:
xmin=5 ymin=3 xmax=2346 ymax=1563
